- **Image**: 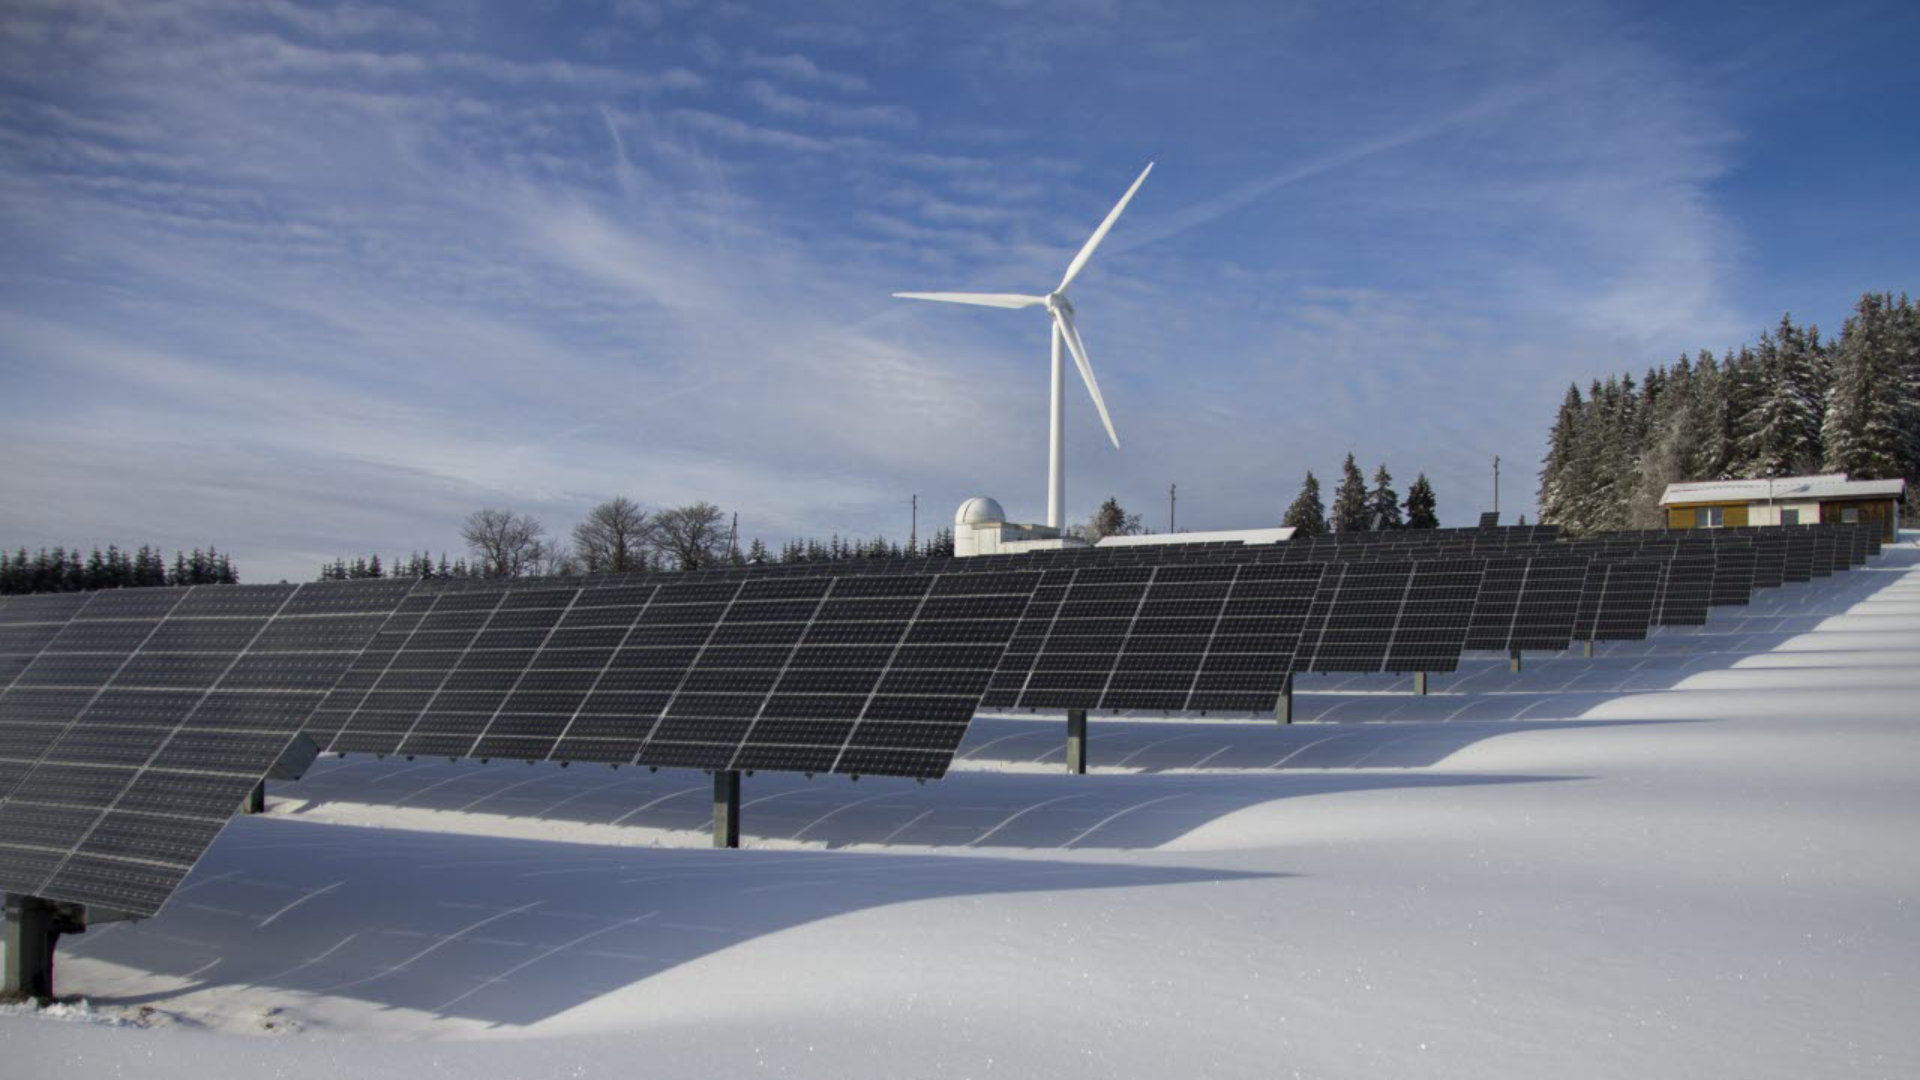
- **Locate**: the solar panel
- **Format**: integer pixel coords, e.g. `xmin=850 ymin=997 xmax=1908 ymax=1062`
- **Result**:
xmin=1750 ymin=538 xmax=1787 ymax=590
xmin=1653 ymin=554 xmax=1714 ymax=626
xmin=1808 ymin=530 xmax=1836 ymax=578
xmin=1780 ymin=532 xmax=1815 ymax=583
xmin=311 ymin=569 xmax=1040 ymax=780
xmin=1478 ymin=512 xmax=1500 ymax=527
xmin=0 ymin=589 xmax=186 ymax=811
xmin=1293 ymin=558 xmax=1485 ymax=674
xmin=0 ymin=593 xmax=93 ymax=704
xmin=0 ymin=580 xmax=415 ymax=916
xmin=1465 ymin=555 xmax=1590 ymax=652
xmin=1464 ymin=557 xmax=1526 ymax=651
xmin=1573 ymin=560 xmax=1662 ymax=642
xmin=982 ymin=561 xmax=1324 ymax=715
xmin=1709 ymin=548 xmax=1757 ymax=607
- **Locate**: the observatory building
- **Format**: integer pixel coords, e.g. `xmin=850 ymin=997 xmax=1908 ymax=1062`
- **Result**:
xmin=952 ymin=496 xmax=1087 ymax=556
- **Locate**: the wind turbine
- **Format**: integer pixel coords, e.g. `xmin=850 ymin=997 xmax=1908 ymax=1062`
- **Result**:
xmin=895 ymin=161 xmax=1153 ymax=531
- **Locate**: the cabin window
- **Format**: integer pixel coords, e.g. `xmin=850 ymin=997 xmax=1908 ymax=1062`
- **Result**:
xmin=1841 ymin=507 xmax=1860 ymax=524
xmin=1780 ymin=509 xmax=1799 ymax=526
xmin=1694 ymin=506 xmax=1724 ymax=528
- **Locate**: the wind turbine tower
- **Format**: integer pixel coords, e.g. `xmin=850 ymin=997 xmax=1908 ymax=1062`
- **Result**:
xmin=895 ymin=162 xmax=1152 ymax=530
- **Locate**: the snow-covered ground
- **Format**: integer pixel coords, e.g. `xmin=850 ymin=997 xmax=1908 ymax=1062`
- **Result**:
xmin=7 ymin=536 xmax=1918 ymax=1078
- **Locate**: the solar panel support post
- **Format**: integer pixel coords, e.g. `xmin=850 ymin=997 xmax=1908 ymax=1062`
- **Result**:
xmin=713 ymin=770 xmax=741 ymax=849
xmin=1509 ymin=649 xmax=1523 ymax=673
xmin=1413 ymin=672 xmax=1428 ymax=696
xmin=1275 ymin=675 xmax=1293 ymax=725
xmin=1583 ymin=640 xmax=1594 ymax=659
xmin=3 ymin=894 xmax=84 ymax=1002
xmin=1066 ymin=709 xmax=1088 ymax=775
xmin=244 ymin=780 xmax=265 ymax=815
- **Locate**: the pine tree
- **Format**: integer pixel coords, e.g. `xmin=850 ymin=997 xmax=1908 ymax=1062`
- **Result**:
xmin=1744 ymin=325 xmax=1814 ymax=476
xmin=1282 ymin=471 xmax=1327 ymax=536
xmin=1890 ymin=294 xmax=1920 ymax=505
xmin=1366 ymin=464 xmax=1402 ymax=530
xmin=1330 ymin=454 xmax=1369 ymax=533
xmin=1404 ymin=474 xmax=1438 ymax=529
xmin=1823 ymin=292 xmax=1903 ymax=478
xmin=1537 ymin=384 xmax=1585 ymax=530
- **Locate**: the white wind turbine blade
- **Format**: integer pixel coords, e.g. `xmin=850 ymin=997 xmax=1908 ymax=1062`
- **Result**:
xmin=1053 ymin=307 xmax=1119 ymax=449
xmin=1056 ymin=161 xmax=1154 ymax=294
xmin=892 ymin=291 xmax=1049 ymax=309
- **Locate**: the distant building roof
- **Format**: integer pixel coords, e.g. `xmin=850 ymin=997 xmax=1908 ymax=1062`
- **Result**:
xmin=1095 ymin=527 xmax=1294 ymax=547
xmin=1659 ymin=473 xmax=1907 ymax=506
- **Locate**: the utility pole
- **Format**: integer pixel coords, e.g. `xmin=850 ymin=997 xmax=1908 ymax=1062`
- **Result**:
xmin=910 ymin=494 xmax=918 ymax=554
xmin=1169 ymin=482 xmax=1177 ymax=533
xmin=1493 ymin=455 xmax=1501 ymax=517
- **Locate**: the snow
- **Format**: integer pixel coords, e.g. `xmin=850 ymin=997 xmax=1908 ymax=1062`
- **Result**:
xmin=6 ymin=535 xmax=1919 ymax=1078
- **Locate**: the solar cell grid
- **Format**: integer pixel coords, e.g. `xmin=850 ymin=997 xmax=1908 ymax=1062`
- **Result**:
xmin=1808 ymin=531 xmax=1836 ymax=578
xmin=1464 ymin=555 xmax=1590 ymax=653
xmin=1573 ymin=560 xmax=1662 ymax=642
xmin=983 ymin=561 xmax=1324 ymax=715
xmin=1292 ymin=558 xmax=1484 ymax=674
xmin=1710 ymin=549 xmax=1758 ymax=607
xmin=0 ymin=580 xmax=415 ymax=915
xmin=1654 ymin=555 xmax=1714 ymax=626
xmin=307 ymin=569 xmax=1040 ymax=779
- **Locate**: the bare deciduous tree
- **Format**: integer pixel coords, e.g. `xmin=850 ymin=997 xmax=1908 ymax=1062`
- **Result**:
xmin=572 ymin=497 xmax=653 ymax=573
xmin=460 ymin=508 xmax=547 ymax=578
xmin=536 ymin=541 xmax=580 ymax=578
xmin=652 ymin=501 xmax=729 ymax=570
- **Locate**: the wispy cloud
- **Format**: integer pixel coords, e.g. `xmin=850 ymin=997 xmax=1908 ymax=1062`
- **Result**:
xmin=740 ymin=79 xmax=916 ymax=130
xmin=740 ymin=49 xmax=868 ymax=93
xmin=2 ymin=0 xmax=1862 ymax=582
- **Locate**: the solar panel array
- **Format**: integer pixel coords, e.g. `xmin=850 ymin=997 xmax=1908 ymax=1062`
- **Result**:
xmin=0 ymin=520 xmax=1884 ymax=920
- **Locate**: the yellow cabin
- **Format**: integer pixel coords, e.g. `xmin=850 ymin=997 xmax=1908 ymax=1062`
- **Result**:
xmin=1660 ymin=474 xmax=1907 ymax=542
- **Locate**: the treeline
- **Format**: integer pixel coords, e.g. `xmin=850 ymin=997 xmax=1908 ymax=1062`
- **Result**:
xmin=1282 ymin=456 xmax=1441 ymax=536
xmin=322 ymin=499 xmax=968 ymax=582
xmin=1539 ymin=291 xmax=1919 ymax=534
xmin=766 ymin=528 xmax=957 ymax=563
xmin=318 ymin=553 xmax=478 ymax=580
xmin=0 ymin=545 xmax=239 ymax=595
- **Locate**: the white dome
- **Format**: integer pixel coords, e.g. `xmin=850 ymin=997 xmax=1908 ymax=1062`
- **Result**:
xmin=955 ymin=496 xmax=1007 ymax=527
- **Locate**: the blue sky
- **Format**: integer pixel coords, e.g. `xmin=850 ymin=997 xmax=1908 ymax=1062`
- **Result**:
xmin=1 ymin=0 xmax=1915 ymax=582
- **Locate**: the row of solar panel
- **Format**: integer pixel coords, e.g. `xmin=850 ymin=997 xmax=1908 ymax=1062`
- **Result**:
xmin=0 ymin=524 xmax=1879 ymax=916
